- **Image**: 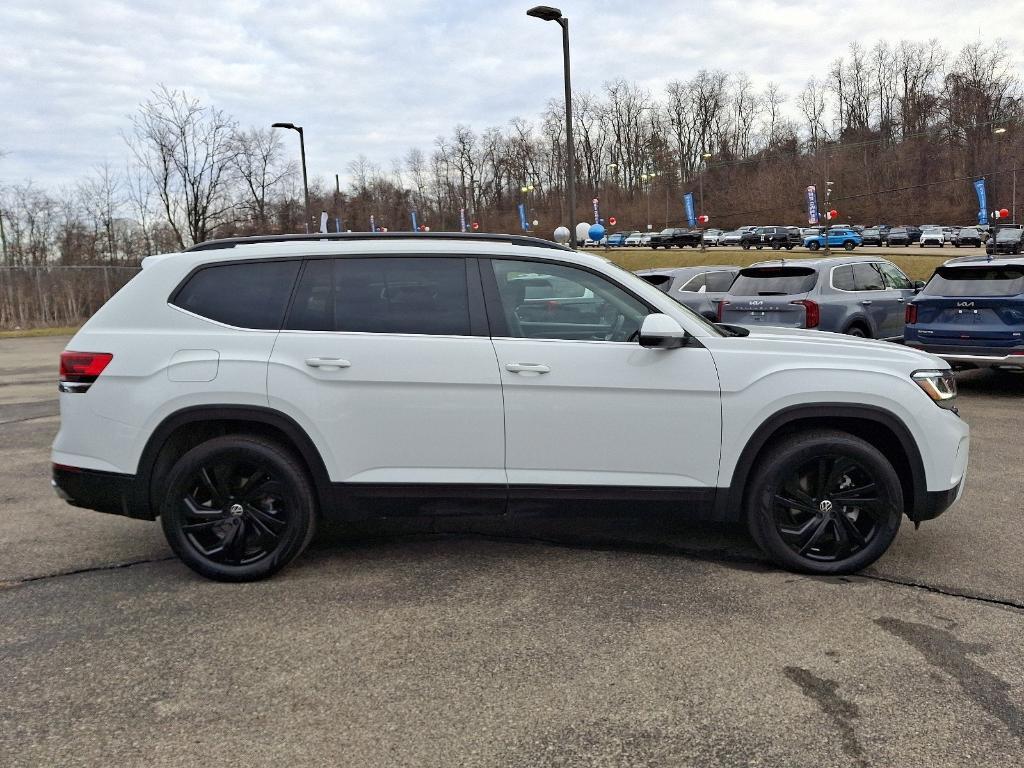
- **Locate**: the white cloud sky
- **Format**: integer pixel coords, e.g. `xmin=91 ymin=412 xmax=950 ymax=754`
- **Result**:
xmin=1 ymin=0 xmax=1022 ymax=189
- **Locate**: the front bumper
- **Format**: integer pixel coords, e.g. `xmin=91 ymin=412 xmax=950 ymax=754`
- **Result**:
xmin=916 ymin=477 xmax=966 ymax=521
xmin=51 ymin=464 xmax=148 ymax=519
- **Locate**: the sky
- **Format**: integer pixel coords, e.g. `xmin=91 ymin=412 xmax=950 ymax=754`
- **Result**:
xmin=1 ymin=0 xmax=1022 ymax=190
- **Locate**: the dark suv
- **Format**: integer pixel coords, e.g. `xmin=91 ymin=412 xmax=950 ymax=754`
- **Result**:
xmin=953 ymin=227 xmax=983 ymax=248
xmin=718 ymin=256 xmax=922 ymax=339
xmin=861 ymin=227 xmax=886 ymax=246
xmin=649 ymin=227 xmax=702 ymax=249
xmin=740 ymin=226 xmax=802 ymax=250
xmin=987 ymin=227 xmax=1024 ymax=255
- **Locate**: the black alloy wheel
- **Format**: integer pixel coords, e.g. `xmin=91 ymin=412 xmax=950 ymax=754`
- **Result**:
xmin=161 ymin=436 xmax=316 ymax=581
xmin=746 ymin=430 xmax=903 ymax=574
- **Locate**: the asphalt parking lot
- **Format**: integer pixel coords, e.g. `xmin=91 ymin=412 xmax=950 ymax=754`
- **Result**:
xmin=2 ymin=334 xmax=1022 ymax=767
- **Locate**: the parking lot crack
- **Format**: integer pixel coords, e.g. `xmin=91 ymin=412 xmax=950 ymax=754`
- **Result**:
xmin=1 ymin=555 xmax=176 ymax=588
xmin=861 ymin=572 xmax=1024 ymax=612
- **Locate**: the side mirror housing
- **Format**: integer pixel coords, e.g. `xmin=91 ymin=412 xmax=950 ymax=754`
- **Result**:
xmin=639 ymin=313 xmax=688 ymax=349
xmin=913 ymin=280 xmax=926 ymax=292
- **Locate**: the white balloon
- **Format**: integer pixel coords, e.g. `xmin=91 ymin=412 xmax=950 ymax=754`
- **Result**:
xmin=553 ymin=226 xmax=571 ymax=244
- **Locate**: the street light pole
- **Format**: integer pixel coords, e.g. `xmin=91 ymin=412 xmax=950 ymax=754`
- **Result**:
xmin=272 ymin=122 xmax=310 ymax=233
xmin=699 ymin=152 xmax=711 ymax=253
xmin=527 ymin=6 xmax=576 ymax=246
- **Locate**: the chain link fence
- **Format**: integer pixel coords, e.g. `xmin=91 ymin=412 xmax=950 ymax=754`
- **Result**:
xmin=0 ymin=266 xmax=141 ymax=330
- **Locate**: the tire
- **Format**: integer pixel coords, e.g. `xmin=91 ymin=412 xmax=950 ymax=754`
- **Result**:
xmin=844 ymin=324 xmax=868 ymax=338
xmin=843 ymin=241 xmax=855 ymax=251
xmin=160 ymin=435 xmax=317 ymax=582
xmin=955 ymin=243 xmax=960 ymax=248
xmin=772 ymin=243 xmax=781 ymax=250
xmin=808 ymin=241 xmax=820 ymax=251
xmin=742 ymin=243 xmax=751 ymax=250
xmin=745 ymin=430 xmax=903 ymax=574
xmin=786 ymin=244 xmax=795 ymax=250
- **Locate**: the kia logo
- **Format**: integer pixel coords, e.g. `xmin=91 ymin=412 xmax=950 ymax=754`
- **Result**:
xmin=956 ymin=301 xmax=975 ymax=307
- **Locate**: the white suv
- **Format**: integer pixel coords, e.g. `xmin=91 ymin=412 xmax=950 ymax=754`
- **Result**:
xmin=52 ymin=233 xmax=969 ymax=581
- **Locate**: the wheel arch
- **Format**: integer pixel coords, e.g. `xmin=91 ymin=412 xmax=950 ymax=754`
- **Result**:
xmin=841 ymin=314 xmax=874 ymax=337
xmin=714 ymin=403 xmax=927 ymax=523
xmin=134 ymin=405 xmax=333 ymax=520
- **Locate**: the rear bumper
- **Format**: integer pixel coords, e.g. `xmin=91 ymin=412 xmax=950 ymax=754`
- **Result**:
xmin=51 ymin=464 xmax=149 ymax=520
xmin=906 ymin=343 xmax=1024 ymax=368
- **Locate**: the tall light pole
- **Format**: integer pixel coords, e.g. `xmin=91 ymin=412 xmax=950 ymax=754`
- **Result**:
xmin=520 ymin=183 xmax=535 ymax=230
xmin=698 ymin=152 xmax=712 ymax=252
xmin=272 ymin=122 xmax=310 ymax=233
xmin=527 ymin=6 xmax=576 ymax=246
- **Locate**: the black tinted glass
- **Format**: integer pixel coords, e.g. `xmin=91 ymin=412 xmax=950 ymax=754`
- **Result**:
xmin=832 ymin=265 xmax=856 ymax=291
xmin=925 ymin=267 xmax=1024 ymax=297
xmin=172 ymin=260 xmax=299 ymax=329
xmin=730 ymin=267 xmax=817 ymax=296
xmin=286 ymin=257 xmax=470 ymax=335
xmin=853 ymin=263 xmax=885 ymax=291
xmin=705 ymin=271 xmax=736 ymax=292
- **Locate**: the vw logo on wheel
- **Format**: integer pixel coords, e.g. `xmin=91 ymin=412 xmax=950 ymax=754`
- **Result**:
xmin=819 ymin=499 xmax=834 ymax=515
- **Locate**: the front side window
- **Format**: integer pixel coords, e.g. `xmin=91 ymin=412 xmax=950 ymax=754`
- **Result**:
xmin=172 ymin=260 xmax=300 ymax=329
xmin=878 ymin=262 xmax=912 ymax=290
xmin=285 ymin=257 xmax=470 ymax=335
xmin=852 ymin=263 xmax=885 ymax=291
xmin=490 ymin=260 xmax=650 ymax=342
xmin=832 ymin=265 xmax=857 ymax=291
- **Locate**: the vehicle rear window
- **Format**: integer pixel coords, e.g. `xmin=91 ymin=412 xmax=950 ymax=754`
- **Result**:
xmin=924 ymin=267 xmax=1024 ymax=297
xmin=172 ymin=260 xmax=300 ymax=329
xmin=729 ymin=266 xmax=817 ymax=296
xmin=286 ymin=257 xmax=471 ymax=335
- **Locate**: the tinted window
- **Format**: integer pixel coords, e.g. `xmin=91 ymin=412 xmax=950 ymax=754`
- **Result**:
xmin=490 ymin=259 xmax=650 ymax=342
xmin=286 ymin=257 xmax=470 ymax=335
xmin=879 ymin=262 xmax=912 ymax=290
xmin=832 ymin=265 xmax=856 ymax=291
xmin=679 ymin=273 xmax=706 ymax=292
xmin=705 ymin=271 xmax=736 ymax=292
xmin=172 ymin=260 xmax=300 ymax=329
xmin=959 ymin=228 xmax=979 ymax=237
xmin=996 ymin=229 xmax=1024 ymax=242
xmin=853 ymin=263 xmax=885 ymax=291
xmin=730 ymin=267 xmax=818 ymax=296
xmin=637 ymin=274 xmax=672 ymax=291
xmin=924 ymin=267 xmax=1024 ymax=297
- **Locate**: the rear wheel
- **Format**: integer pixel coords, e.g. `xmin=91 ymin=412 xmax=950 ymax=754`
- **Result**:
xmin=746 ymin=430 xmax=903 ymax=574
xmin=742 ymin=243 xmax=751 ymax=250
xmin=843 ymin=241 xmax=855 ymax=251
xmin=160 ymin=436 xmax=317 ymax=581
xmin=808 ymin=241 xmax=820 ymax=251
xmin=844 ymin=325 xmax=868 ymax=337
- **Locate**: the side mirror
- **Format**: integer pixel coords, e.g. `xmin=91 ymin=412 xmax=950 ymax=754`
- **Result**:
xmin=639 ymin=313 xmax=688 ymax=349
xmin=913 ymin=280 xmax=926 ymax=292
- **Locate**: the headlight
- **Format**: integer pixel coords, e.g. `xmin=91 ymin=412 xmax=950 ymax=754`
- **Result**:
xmin=912 ymin=369 xmax=957 ymax=409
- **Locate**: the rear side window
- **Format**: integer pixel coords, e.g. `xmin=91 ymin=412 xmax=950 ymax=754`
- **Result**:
xmin=924 ymin=267 xmax=1024 ymax=297
xmin=172 ymin=260 xmax=300 ymax=329
xmin=832 ymin=265 xmax=856 ymax=291
xmin=679 ymin=273 xmax=706 ymax=292
xmin=286 ymin=257 xmax=470 ymax=335
xmin=729 ymin=267 xmax=817 ymax=296
xmin=705 ymin=271 xmax=736 ymax=292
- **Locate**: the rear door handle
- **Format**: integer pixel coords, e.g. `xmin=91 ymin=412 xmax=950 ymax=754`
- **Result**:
xmin=859 ymin=300 xmax=873 ymax=306
xmin=897 ymin=298 xmax=906 ymax=303
xmin=305 ymin=357 xmax=351 ymax=369
xmin=505 ymin=362 xmax=550 ymax=374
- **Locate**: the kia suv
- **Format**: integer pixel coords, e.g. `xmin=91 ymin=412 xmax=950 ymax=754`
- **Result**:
xmin=634 ymin=265 xmax=740 ymax=320
xmin=905 ymin=256 xmax=1024 ymax=368
xmin=52 ymin=233 xmax=968 ymax=581
xmin=717 ymin=256 xmax=922 ymax=339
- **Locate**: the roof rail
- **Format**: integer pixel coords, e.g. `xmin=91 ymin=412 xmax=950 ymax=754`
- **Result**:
xmin=184 ymin=231 xmax=572 ymax=252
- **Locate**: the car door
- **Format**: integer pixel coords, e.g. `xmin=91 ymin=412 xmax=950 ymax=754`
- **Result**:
xmin=483 ymin=257 xmax=721 ymax=507
xmin=877 ymin=261 xmax=917 ymax=336
xmin=268 ymin=255 xmax=506 ymax=512
xmin=852 ymin=262 xmax=902 ymax=338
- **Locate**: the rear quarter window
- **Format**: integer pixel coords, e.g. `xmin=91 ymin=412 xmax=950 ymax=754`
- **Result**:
xmin=924 ymin=267 xmax=1024 ymax=297
xmin=729 ymin=267 xmax=818 ymax=296
xmin=171 ymin=260 xmax=300 ymax=329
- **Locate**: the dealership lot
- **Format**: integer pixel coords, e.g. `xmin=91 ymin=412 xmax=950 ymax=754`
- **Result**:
xmin=2 ymin=334 xmax=1022 ymax=766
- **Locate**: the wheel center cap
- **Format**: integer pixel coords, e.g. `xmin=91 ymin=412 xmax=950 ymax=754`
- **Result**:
xmin=819 ymin=499 xmax=834 ymax=516
xmin=228 ymin=503 xmax=245 ymax=517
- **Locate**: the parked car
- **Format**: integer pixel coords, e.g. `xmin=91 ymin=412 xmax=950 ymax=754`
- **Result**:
xmin=987 ymin=227 xmax=1024 ymax=255
xmin=701 ymin=228 xmax=725 ymax=246
xmin=717 ymin=256 xmax=922 ymax=340
xmin=905 ymin=225 xmax=923 ymax=243
xmin=803 ymin=227 xmax=863 ymax=251
xmin=887 ymin=227 xmax=913 ymax=246
xmin=606 ymin=232 xmax=629 ymax=247
xmin=800 ymin=227 xmax=823 ymax=239
xmin=634 ymin=265 xmax=740 ymax=320
xmin=740 ymin=226 xmax=802 ymax=251
xmin=861 ymin=227 xmax=886 ymax=246
xmin=905 ymin=256 xmax=1024 ymax=370
xmin=942 ymin=227 xmax=957 ymax=243
xmin=51 ymin=231 xmax=968 ymax=579
xmin=624 ymin=231 xmax=644 ymax=247
xmin=919 ymin=227 xmax=945 ymax=248
xmin=953 ymin=227 xmax=982 ymax=248
xmin=639 ymin=232 xmax=654 ymax=246
xmin=649 ymin=227 xmax=702 ymax=249
xmin=720 ymin=229 xmax=746 ymax=246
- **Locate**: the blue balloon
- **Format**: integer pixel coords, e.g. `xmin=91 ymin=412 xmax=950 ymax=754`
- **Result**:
xmin=588 ymin=223 xmax=606 ymax=242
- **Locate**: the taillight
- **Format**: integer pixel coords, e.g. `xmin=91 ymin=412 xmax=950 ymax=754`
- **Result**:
xmin=59 ymin=351 xmax=112 ymax=393
xmin=716 ymin=300 xmax=729 ymax=322
xmin=792 ymin=299 xmax=820 ymax=328
xmin=905 ymin=304 xmax=918 ymax=324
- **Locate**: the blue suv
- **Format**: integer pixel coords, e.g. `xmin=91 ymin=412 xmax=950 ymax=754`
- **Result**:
xmin=905 ymin=256 xmax=1024 ymax=369
xmin=718 ymin=257 xmax=922 ymax=339
xmin=804 ymin=227 xmax=863 ymax=251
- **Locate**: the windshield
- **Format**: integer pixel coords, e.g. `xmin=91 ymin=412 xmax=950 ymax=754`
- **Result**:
xmin=890 ymin=228 xmax=907 ymax=235
xmin=959 ymin=228 xmax=979 ymax=236
xmin=996 ymin=229 xmax=1022 ymax=242
xmin=924 ymin=266 xmax=1024 ymax=297
xmin=660 ymin=228 xmax=674 ymax=235
xmin=729 ymin=266 xmax=818 ymax=296
xmin=863 ymin=229 xmax=879 ymax=235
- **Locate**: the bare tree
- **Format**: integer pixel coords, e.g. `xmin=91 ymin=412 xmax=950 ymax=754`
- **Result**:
xmin=231 ymin=127 xmax=293 ymax=228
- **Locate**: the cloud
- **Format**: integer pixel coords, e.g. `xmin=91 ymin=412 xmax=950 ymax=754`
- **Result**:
xmin=1 ymin=0 xmax=1022 ymax=189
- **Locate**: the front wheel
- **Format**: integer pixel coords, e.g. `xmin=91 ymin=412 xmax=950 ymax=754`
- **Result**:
xmin=160 ymin=436 xmax=317 ymax=581
xmin=844 ymin=241 xmax=855 ymax=251
xmin=807 ymin=241 xmax=820 ymax=251
xmin=741 ymin=243 xmax=751 ymax=250
xmin=745 ymin=430 xmax=903 ymax=574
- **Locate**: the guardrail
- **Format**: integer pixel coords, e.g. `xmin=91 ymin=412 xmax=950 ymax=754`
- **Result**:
xmin=0 ymin=265 xmax=140 ymax=330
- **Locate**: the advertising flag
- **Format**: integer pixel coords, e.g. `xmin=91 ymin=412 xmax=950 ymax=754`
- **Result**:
xmin=592 ymin=197 xmax=601 ymax=224
xmin=518 ymin=203 xmax=529 ymax=231
xmin=411 ymin=210 xmax=418 ymax=231
xmin=370 ymin=214 xmax=376 ymax=232
xmin=683 ymin=193 xmax=696 ymax=227
xmin=459 ymin=208 xmax=467 ymax=233
xmin=806 ymin=185 xmax=820 ymax=225
xmin=974 ymin=179 xmax=988 ymax=225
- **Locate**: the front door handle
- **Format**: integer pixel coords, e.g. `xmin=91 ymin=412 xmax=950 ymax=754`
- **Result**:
xmin=897 ymin=297 xmax=906 ymax=303
xmin=505 ymin=362 xmax=550 ymax=374
xmin=305 ymin=357 xmax=352 ymax=369
xmin=859 ymin=300 xmax=873 ymax=306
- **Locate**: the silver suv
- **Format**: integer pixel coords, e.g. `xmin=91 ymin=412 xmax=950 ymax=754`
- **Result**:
xmin=717 ymin=257 xmax=925 ymax=339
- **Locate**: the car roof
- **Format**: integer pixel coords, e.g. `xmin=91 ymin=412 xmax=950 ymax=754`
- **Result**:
xmin=748 ymin=255 xmax=892 ymax=269
xmin=634 ymin=265 xmax=739 ymax=277
xmin=942 ymin=255 xmax=1024 ymax=268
